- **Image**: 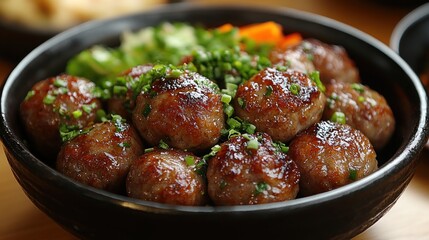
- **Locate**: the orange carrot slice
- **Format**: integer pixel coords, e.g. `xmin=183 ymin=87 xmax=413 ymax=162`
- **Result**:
xmin=277 ymin=32 xmax=303 ymax=48
xmin=239 ymin=21 xmax=283 ymax=44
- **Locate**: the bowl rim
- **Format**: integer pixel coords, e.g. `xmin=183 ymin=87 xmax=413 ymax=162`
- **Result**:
xmin=1 ymin=3 xmax=428 ymax=213
xmin=390 ymin=2 xmax=429 ymax=52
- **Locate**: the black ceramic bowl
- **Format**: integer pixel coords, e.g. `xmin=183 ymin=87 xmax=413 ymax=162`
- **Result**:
xmin=391 ymin=3 xmax=429 ymax=81
xmin=1 ymin=4 xmax=428 ymax=240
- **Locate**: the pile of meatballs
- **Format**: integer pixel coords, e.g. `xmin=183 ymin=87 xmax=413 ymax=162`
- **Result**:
xmin=20 ymin=37 xmax=395 ymax=206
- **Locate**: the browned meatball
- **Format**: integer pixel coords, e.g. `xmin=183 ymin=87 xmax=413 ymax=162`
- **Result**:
xmin=107 ymin=64 xmax=153 ymax=120
xmin=322 ymin=82 xmax=395 ymax=150
xmin=207 ymin=133 xmax=300 ymax=205
xmin=132 ymin=69 xmax=225 ymax=152
xmin=269 ymin=41 xmax=316 ymax=74
xmin=233 ymin=68 xmax=326 ymax=142
xmin=270 ymin=39 xmax=360 ymax=84
xmin=56 ymin=117 xmax=144 ymax=193
xmin=126 ymin=148 xmax=207 ymax=206
xmin=288 ymin=121 xmax=378 ymax=196
xmin=20 ymin=74 xmax=102 ymax=160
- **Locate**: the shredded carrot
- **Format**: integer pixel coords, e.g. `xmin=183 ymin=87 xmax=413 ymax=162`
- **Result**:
xmin=239 ymin=21 xmax=283 ymax=44
xmin=277 ymin=32 xmax=303 ymax=49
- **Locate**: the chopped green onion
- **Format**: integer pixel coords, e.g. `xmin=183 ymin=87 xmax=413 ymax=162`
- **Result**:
xmin=144 ymin=147 xmax=154 ymax=153
xmin=358 ymin=96 xmax=365 ymax=103
xmin=244 ymin=134 xmax=259 ymax=150
xmin=72 ymin=110 xmax=82 ymax=119
xmin=82 ymin=102 xmax=97 ymax=114
xmin=289 ymin=83 xmax=301 ymax=95
xmin=118 ymin=142 xmax=131 ymax=148
xmin=54 ymin=87 xmax=68 ymax=95
xmin=227 ymin=129 xmax=241 ymax=139
xmin=264 ymin=85 xmax=273 ymax=96
xmin=244 ymin=123 xmax=256 ymax=134
xmin=168 ymin=69 xmax=183 ymax=78
xmin=273 ymin=141 xmax=289 ymax=153
xmin=227 ymin=117 xmax=241 ymax=129
xmin=349 ymin=168 xmax=358 ymax=181
xmin=351 ymin=83 xmax=364 ymax=93
xmin=224 ymin=104 xmax=234 ymax=118
xmin=254 ymin=182 xmax=268 ymax=195
xmin=53 ymin=78 xmax=67 ymax=88
xmin=59 ymin=124 xmax=92 ymax=142
xmin=43 ymin=94 xmax=56 ymax=105
xmin=276 ymin=65 xmax=288 ymax=71
xmin=309 ymin=71 xmax=326 ymax=93
xmin=331 ymin=111 xmax=346 ymax=124
xmin=25 ymin=90 xmax=35 ymax=100
xmin=221 ymin=94 xmax=232 ymax=104
xmin=111 ymin=114 xmax=127 ymax=132
xmin=184 ymin=155 xmax=195 ymax=166
xmin=159 ymin=139 xmax=169 ymax=149
xmin=237 ymin=97 xmax=246 ymax=108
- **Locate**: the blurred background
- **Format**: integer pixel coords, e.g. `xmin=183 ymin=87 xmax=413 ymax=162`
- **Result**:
xmin=0 ymin=0 xmax=426 ymax=62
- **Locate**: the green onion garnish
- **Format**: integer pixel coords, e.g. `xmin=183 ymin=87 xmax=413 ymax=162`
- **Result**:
xmin=331 ymin=111 xmax=346 ymax=124
xmin=289 ymin=83 xmax=301 ymax=95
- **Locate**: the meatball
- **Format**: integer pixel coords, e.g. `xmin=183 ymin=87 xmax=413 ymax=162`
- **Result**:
xmin=270 ymin=39 xmax=360 ymax=84
xmin=233 ymin=67 xmax=326 ymax=142
xmin=107 ymin=64 xmax=153 ymax=120
xmin=56 ymin=117 xmax=144 ymax=193
xmin=269 ymin=41 xmax=316 ymax=74
xmin=20 ymin=74 xmax=102 ymax=160
xmin=126 ymin=148 xmax=207 ymax=206
xmin=288 ymin=121 xmax=378 ymax=196
xmin=206 ymin=132 xmax=300 ymax=205
xmin=322 ymin=82 xmax=395 ymax=150
xmin=132 ymin=69 xmax=225 ymax=152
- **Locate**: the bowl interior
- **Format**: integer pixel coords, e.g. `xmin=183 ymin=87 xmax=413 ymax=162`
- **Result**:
xmin=0 ymin=3 xmax=428 ymax=239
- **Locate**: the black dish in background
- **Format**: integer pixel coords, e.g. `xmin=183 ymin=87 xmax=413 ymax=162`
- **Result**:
xmin=0 ymin=0 xmax=184 ymax=63
xmin=1 ymin=4 xmax=428 ymax=240
xmin=391 ymin=3 xmax=429 ymax=76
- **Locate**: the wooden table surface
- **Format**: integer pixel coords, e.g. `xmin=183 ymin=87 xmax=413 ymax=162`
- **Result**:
xmin=1 ymin=0 xmax=429 ymax=239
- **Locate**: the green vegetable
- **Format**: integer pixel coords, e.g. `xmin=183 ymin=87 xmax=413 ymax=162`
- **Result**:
xmin=309 ymin=71 xmax=325 ymax=93
xmin=351 ymin=83 xmax=364 ymax=93
xmin=59 ymin=124 xmax=92 ymax=142
xmin=349 ymin=168 xmax=358 ymax=181
xmin=331 ymin=111 xmax=346 ymax=124
xmin=43 ymin=94 xmax=56 ymax=105
xmin=289 ymin=83 xmax=301 ymax=95
xmin=254 ymin=182 xmax=268 ymax=195
xmin=184 ymin=155 xmax=195 ymax=166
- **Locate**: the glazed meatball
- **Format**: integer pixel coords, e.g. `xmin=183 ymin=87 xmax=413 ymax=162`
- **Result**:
xmin=126 ymin=148 xmax=207 ymax=206
xmin=269 ymin=41 xmax=316 ymax=74
xmin=207 ymin=132 xmax=300 ymax=205
xmin=323 ymin=82 xmax=395 ymax=150
xmin=56 ymin=117 xmax=144 ymax=193
xmin=270 ymin=39 xmax=360 ymax=84
xmin=107 ymin=64 xmax=153 ymax=120
xmin=288 ymin=121 xmax=378 ymax=196
xmin=132 ymin=69 xmax=225 ymax=152
xmin=233 ymin=67 xmax=326 ymax=142
xmin=20 ymin=74 xmax=102 ymax=160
